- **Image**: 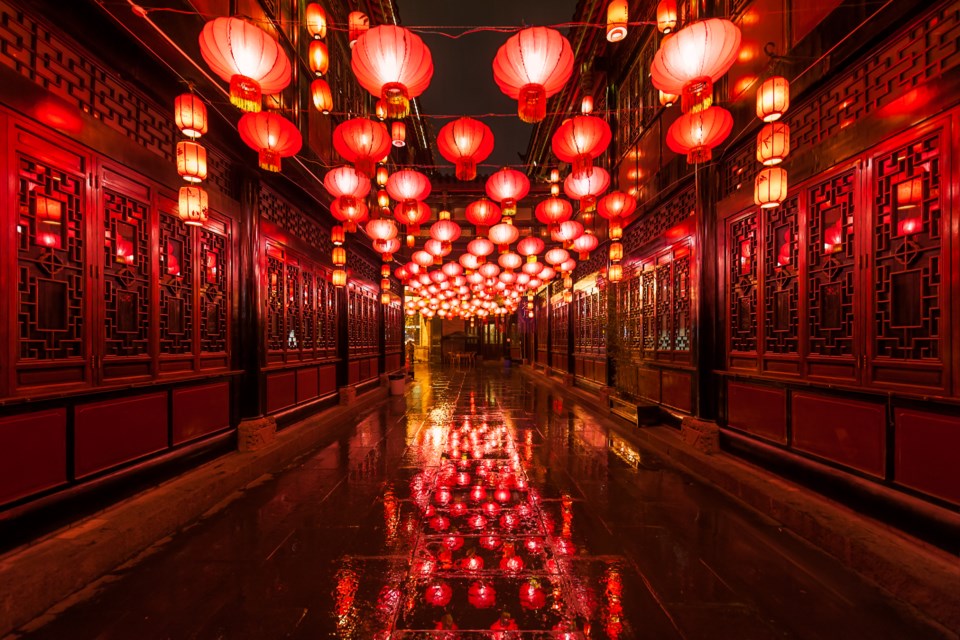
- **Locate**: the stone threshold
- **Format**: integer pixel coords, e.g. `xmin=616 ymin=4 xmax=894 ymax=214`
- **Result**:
xmin=517 ymin=365 xmax=960 ymax=637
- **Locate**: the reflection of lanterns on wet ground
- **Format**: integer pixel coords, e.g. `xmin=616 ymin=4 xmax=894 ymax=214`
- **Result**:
xmin=519 ymin=578 xmax=547 ymax=610
xmin=424 ymin=580 xmax=452 ymax=607
xmin=468 ymin=580 xmax=497 ymax=608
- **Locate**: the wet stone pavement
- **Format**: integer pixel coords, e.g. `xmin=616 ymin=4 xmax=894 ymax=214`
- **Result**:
xmin=19 ymin=364 xmax=946 ymax=639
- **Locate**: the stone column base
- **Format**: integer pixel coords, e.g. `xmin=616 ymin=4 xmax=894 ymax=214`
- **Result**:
xmin=339 ymin=385 xmax=357 ymax=406
xmin=238 ymin=416 xmax=277 ymax=452
xmin=680 ymin=417 xmax=720 ymax=455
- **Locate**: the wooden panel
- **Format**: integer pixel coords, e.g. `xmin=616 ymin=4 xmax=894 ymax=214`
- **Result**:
xmin=894 ymin=409 xmax=960 ymax=505
xmin=0 ymin=408 xmax=66 ymax=504
xmin=172 ymin=381 xmax=229 ymax=445
xmin=348 ymin=360 xmax=360 ymax=385
xmin=74 ymin=392 xmax=168 ymax=478
xmin=319 ymin=364 xmax=337 ymax=395
xmin=637 ymin=367 xmax=660 ymax=403
xmin=726 ymin=381 xmax=787 ymax=444
xmin=265 ymin=370 xmax=296 ymax=414
xmin=296 ymin=366 xmax=319 ymax=403
xmin=661 ymin=369 xmax=692 ymax=413
xmin=792 ymin=392 xmax=885 ymax=477
xmin=385 ymin=353 xmax=401 ymax=373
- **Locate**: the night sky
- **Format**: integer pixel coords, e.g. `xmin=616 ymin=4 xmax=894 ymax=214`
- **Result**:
xmin=397 ymin=0 xmax=579 ymax=173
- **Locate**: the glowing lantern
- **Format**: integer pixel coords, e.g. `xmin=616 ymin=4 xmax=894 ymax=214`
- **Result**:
xmin=437 ymin=117 xmax=495 ymax=181
xmin=352 ymin=25 xmax=433 ymax=119
xmin=311 ymin=79 xmax=333 ymax=113
xmin=492 ymin=27 xmax=574 ymax=123
xmin=305 ymin=3 xmax=327 ymax=39
xmin=754 ymin=167 xmax=788 ymax=208
xmin=757 ymin=122 xmax=790 ymax=165
xmin=176 ymin=141 xmax=207 ymax=183
xmin=387 ymin=170 xmax=432 ymax=209
xmin=198 ymin=17 xmax=292 ymax=112
xmin=564 ymin=167 xmax=610 ymax=210
xmin=545 ymin=247 xmax=570 ymax=266
xmin=485 ymin=168 xmax=530 ymax=218
xmin=174 ymin=93 xmax=208 ymax=138
xmin=489 ymin=222 xmax=519 ymax=253
xmin=413 ymin=250 xmax=435 ymax=269
xmin=309 ymin=40 xmax=329 ymax=76
xmin=376 ymin=165 xmax=389 ymax=187
xmin=552 ymin=115 xmax=612 ymax=179
xmin=391 ymin=121 xmax=406 ymax=147
xmin=535 ymin=197 xmax=573 ymax=230
xmin=430 ymin=219 xmax=462 ymax=250
xmin=324 ymin=165 xmax=371 ymax=215
xmin=332 ymin=247 xmax=346 ymax=266
xmin=469 ymin=582 xmax=497 ymax=609
xmin=609 ymin=221 xmax=623 ymax=239
xmin=468 ymin=513 xmax=488 ymax=530
xmin=552 ymin=220 xmax=584 ymax=245
xmin=395 ymin=201 xmax=431 ymax=242
xmin=479 ymin=262 xmax=501 ymax=279
xmin=348 ymin=12 xmax=369 ymax=48
xmin=666 ymin=106 xmax=733 ymax=163
xmin=609 ymin=242 xmax=623 ymax=262
xmin=366 ymin=218 xmax=398 ymax=242
xmin=333 ymin=118 xmax=391 ymax=177
xmin=442 ymin=262 xmax=463 ymax=277
xmin=466 ymin=199 xmax=503 ymax=235
xmin=237 ymin=111 xmax=302 ymax=172
xmin=519 ymin=580 xmax=547 ymax=610
xmin=480 ymin=534 xmax=501 ymax=550
xmin=517 ymin=236 xmax=545 ymax=263
xmin=659 ymin=90 xmax=678 ymax=108
xmin=657 ymin=0 xmax=678 ymax=33
xmin=538 ymin=266 xmax=556 ymax=281
xmin=178 ymin=186 xmax=208 ymax=226
xmin=330 ymin=199 xmax=368 ymax=232
xmin=571 ymin=232 xmax=599 ymax=259
xmin=650 ymin=19 xmax=741 ymax=112
xmin=331 ymin=225 xmax=345 ymax=246
xmin=332 ymin=268 xmax=347 ymax=287
xmin=377 ymin=189 xmax=390 ymax=209
xmin=375 ymin=99 xmax=388 ymax=120
xmin=598 ymin=191 xmax=637 ymax=220
xmin=581 ymin=95 xmax=594 ymax=114
xmin=499 ymin=252 xmax=523 ymax=272
xmin=373 ymin=238 xmax=401 ymax=261
xmin=424 ymin=581 xmax=452 ymax=607
xmin=608 ymin=263 xmax=623 ymax=282
xmin=757 ymin=76 xmax=790 ymax=122
xmin=606 ymin=0 xmax=628 ymax=42
xmin=468 ymin=237 xmax=495 ymax=258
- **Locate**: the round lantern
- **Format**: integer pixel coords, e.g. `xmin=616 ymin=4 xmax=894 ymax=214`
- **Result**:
xmin=348 ymin=11 xmax=369 ymax=47
xmin=492 ymin=27 xmax=574 ymax=123
xmin=756 ymin=122 xmax=790 ymax=166
xmin=606 ymin=0 xmax=629 ymax=42
xmin=757 ymin=76 xmax=790 ymax=122
xmin=489 ymin=222 xmax=519 ymax=253
xmin=564 ymin=167 xmax=610 ymax=210
xmin=373 ymin=238 xmax=401 ymax=261
xmin=437 ymin=117 xmax=495 ymax=181
xmin=608 ymin=264 xmax=623 ymax=282
xmin=657 ymin=0 xmax=678 ymax=33
xmin=442 ymin=262 xmax=463 ymax=277
xmin=330 ymin=199 xmax=368 ymax=232
xmin=551 ymin=115 xmax=612 ymax=179
xmin=178 ymin=186 xmax=208 ymax=226
xmin=571 ymin=232 xmax=599 ymax=259
xmin=324 ymin=165 xmax=371 ymax=213
xmin=545 ymin=247 xmax=570 ymax=266
xmin=333 ymin=118 xmax=391 ymax=177
xmin=387 ymin=170 xmax=432 ymax=208
xmin=308 ymin=40 xmax=329 ymax=76
xmin=535 ymin=197 xmax=573 ymax=230
xmin=305 ymin=3 xmax=327 ymax=39
xmin=650 ymin=19 xmax=741 ymax=112
xmin=538 ymin=265 xmax=556 ymax=281
xmin=460 ymin=252 xmax=481 ymax=271
xmin=469 ymin=582 xmax=497 ymax=609
xmin=391 ymin=121 xmax=406 ymax=147
xmin=666 ymin=106 xmax=733 ymax=163
xmin=468 ymin=237 xmax=495 ymax=258
xmin=198 ymin=17 xmax=292 ymax=112
xmin=659 ymin=90 xmax=678 ymax=108
xmin=352 ymin=25 xmax=433 ymax=119
xmin=424 ymin=581 xmax=452 ymax=607
xmin=499 ymin=252 xmax=523 ymax=272
xmin=174 ymin=93 xmax=208 ymax=138
xmin=237 ymin=111 xmax=302 ymax=172
xmin=598 ymin=191 xmax=637 ymax=220
xmin=517 ymin=236 xmax=545 ymax=262
xmin=466 ymin=199 xmax=502 ymax=235
xmin=366 ymin=218 xmax=398 ymax=242
xmin=754 ymin=167 xmax=788 ymax=208
xmin=310 ymin=78 xmax=333 ymax=114
xmin=176 ymin=141 xmax=207 ymax=183
xmin=479 ymin=262 xmax=501 ymax=279
xmin=485 ymin=168 xmax=530 ymax=217
xmin=552 ymin=220 xmax=584 ymax=245
xmin=395 ymin=201 xmax=431 ymax=239
xmin=430 ymin=219 xmax=462 ymax=250
xmin=413 ymin=250 xmax=435 ymax=269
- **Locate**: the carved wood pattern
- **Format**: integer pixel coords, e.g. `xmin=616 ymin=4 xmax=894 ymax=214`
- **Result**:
xmin=199 ymin=225 xmax=228 ymax=355
xmin=729 ymin=212 xmax=759 ymax=354
xmin=551 ymin=299 xmax=569 ymax=356
xmin=348 ymin=283 xmax=379 ymax=357
xmin=622 ymin=185 xmax=695 ymax=257
xmin=102 ymin=188 xmax=151 ymax=358
xmin=159 ymin=211 xmax=193 ymax=355
xmin=763 ymin=196 xmax=800 ymax=355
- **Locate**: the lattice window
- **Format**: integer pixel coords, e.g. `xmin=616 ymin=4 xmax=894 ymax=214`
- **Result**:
xmin=16 ymin=155 xmax=86 ymax=362
xmin=641 ymin=269 xmax=657 ymax=351
xmin=159 ymin=212 xmax=193 ymax=355
xmin=300 ymin=268 xmax=316 ymax=352
xmin=259 ymin=186 xmax=333 ymax=254
xmin=872 ymin=132 xmax=942 ymax=361
xmin=655 ymin=262 xmax=673 ymax=351
xmin=623 ymin=185 xmax=696 ymax=256
xmin=551 ymin=300 xmax=569 ymax=354
xmin=807 ymin=170 xmax=856 ymax=357
xmin=199 ymin=225 xmax=228 ymax=354
xmin=348 ymin=284 xmax=379 ymax=356
xmin=102 ymin=188 xmax=150 ymax=358
xmin=763 ymin=196 xmax=800 ymax=354
xmin=317 ymin=274 xmax=338 ymax=358
xmin=385 ymin=302 xmax=403 ymax=353
xmin=729 ymin=212 xmax=759 ymax=353
xmin=673 ymin=252 xmax=691 ymax=352
xmin=266 ymin=252 xmax=285 ymax=352
xmin=285 ymin=262 xmax=301 ymax=351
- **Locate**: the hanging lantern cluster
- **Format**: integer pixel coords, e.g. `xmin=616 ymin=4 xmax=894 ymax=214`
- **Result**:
xmin=306 ymin=3 xmax=333 ymax=114
xmin=755 ymin=77 xmax=791 ymax=209
xmin=174 ymin=92 xmax=209 ymax=226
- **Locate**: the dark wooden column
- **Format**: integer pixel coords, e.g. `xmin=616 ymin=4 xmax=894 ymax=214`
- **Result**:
xmin=693 ymin=167 xmax=719 ymax=420
xmin=236 ymin=173 xmax=264 ymax=419
xmin=336 ymin=283 xmax=349 ymax=388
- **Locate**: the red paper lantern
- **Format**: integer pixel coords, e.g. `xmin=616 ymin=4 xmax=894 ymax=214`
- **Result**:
xmin=198 ymin=17 xmax=292 ymax=112
xmin=309 ymin=40 xmax=329 ymax=76
xmin=467 ymin=238 xmax=495 ymax=259
xmin=430 ymin=219 xmax=462 ymax=251
xmin=311 ymin=79 xmax=333 ymax=114
xmin=437 ymin=117 xmax=494 ymax=181
xmin=650 ymin=19 xmax=741 ymax=111
xmin=366 ymin=218 xmax=398 ymax=242
xmin=305 ymin=3 xmax=327 ymax=39
xmin=571 ymin=231 xmax=599 ymax=259
xmin=176 ymin=141 xmax=207 ymax=183
xmin=757 ymin=76 xmax=790 ymax=122
xmin=352 ymin=25 xmax=433 ymax=119
xmin=178 ymin=186 xmax=208 ymax=226
xmin=756 ymin=122 xmax=790 ymax=166
xmin=468 ymin=581 xmax=497 ymax=609
xmin=424 ymin=581 xmax=452 ymax=607
xmin=331 ymin=200 xmax=368 ymax=232
xmin=517 ymin=236 xmax=545 ymax=262
xmin=480 ymin=534 xmax=502 ymax=550
xmin=391 ymin=121 xmax=406 ymax=147
xmin=174 ymin=93 xmax=208 ymax=138
xmin=461 ymin=553 xmax=484 ymax=572
xmin=468 ymin=513 xmax=488 ymax=530
xmin=373 ymin=238 xmax=401 ymax=261
xmin=485 ymin=168 xmax=530 ymax=217
xmin=500 ymin=554 xmax=524 ymax=573
xmin=657 ymin=0 xmax=678 ymax=33
xmin=535 ymin=197 xmax=573 ymax=230
xmin=545 ymin=247 xmax=570 ymax=266
xmin=413 ymin=250 xmax=435 ymax=269
xmin=597 ymin=191 xmax=637 ymax=220
xmin=465 ymin=199 xmax=503 ymax=235
xmin=429 ymin=514 xmax=450 ymax=531
xmin=324 ymin=165 xmax=371 ymax=212
xmin=498 ymin=252 xmax=523 ymax=272
xmin=395 ymin=201 xmax=432 ymax=238
xmin=606 ymin=0 xmax=629 ymax=42
xmin=387 ymin=169 xmax=432 ymax=205
xmin=492 ymin=27 xmax=574 ymax=123
xmin=489 ymin=222 xmax=519 ymax=253
xmin=348 ymin=11 xmax=369 ymax=47
xmin=237 ymin=111 xmax=302 ymax=172
xmin=552 ymin=220 xmax=584 ymax=245
xmin=564 ymin=168 xmax=610 ymax=210
xmin=551 ymin=115 xmax=612 ymax=179
xmin=520 ymin=580 xmax=547 ymax=610
xmin=333 ymin=118 xmax=391 ymax=177
xmin=754 ymin=167 xmax=788 ymax=208
xmin=666 ymin=106 xmax=733 ymax=163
